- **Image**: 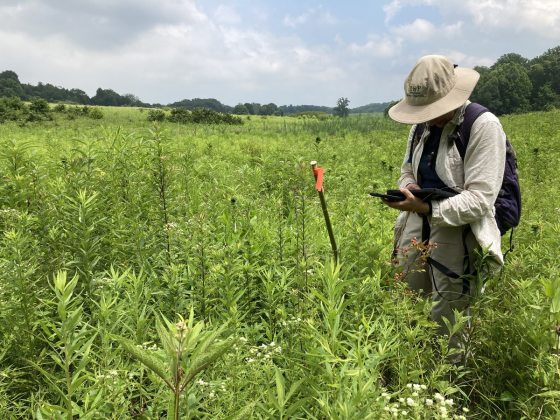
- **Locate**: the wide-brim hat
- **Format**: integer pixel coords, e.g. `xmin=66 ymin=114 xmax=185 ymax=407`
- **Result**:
xmin=388 ymin=55 xmax=480 ymax=124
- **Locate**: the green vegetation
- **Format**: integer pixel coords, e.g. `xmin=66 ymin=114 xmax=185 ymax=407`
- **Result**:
xmin=0 ymin=106 xmax=558 ymax=418
xmin=471 ymin=46 xmax=560 ymax=114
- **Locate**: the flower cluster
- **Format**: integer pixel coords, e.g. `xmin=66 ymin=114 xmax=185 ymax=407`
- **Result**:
xmin=196 ymin=378 xmax=227 ymax=400
xmin=379 ymin=383 xmax=469 ymax=419
xmin=281 ymin=316 xmax=303 ymax=327
xmin=244 ymin=341 xmax=282 ymax=364
xmin=137 ymin=341 xmax=158 ymax=351
xmin=96 ymin=369 xmax=119 ymax=383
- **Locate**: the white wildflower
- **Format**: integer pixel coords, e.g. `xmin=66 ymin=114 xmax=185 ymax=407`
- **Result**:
xmin=425 ymin=398 xmax=433 ymax=406
xmin=413 ymin=383 xmax=422 ymax=391
xmin=445 ymin=399 xmax=454 ymax=406
xmin=406 ymin=397 xmax=416 ymax=407
xmin=462 ymin=407 xmax=469 ymax=413
xmin=434 ymin=393 xmax=445 ymax=402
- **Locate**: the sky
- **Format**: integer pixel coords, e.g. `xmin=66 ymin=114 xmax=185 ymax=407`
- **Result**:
xmin=1 ymin=0 xmax=559 ymax=107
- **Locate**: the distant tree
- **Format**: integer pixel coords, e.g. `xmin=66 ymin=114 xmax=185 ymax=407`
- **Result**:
xmin=472 ymin=62 xmax=532 ymax=114
xmin=473 ymin=65 xmax=491 ymax=78
xmin=250 ymin=103 xmax=262 ymax=115
xmin=260 ymin=103 xmax=278 ymax=116
xmin=383 ymin=100 xmax=399 ymax=118
xmin=333 ymin=97 xmax=350 ymax=117
xmin=91 ymin=88 xmax=128 ymax=106
xmin=243 ymin=102 xmax=255 ymax=115
xmin=278 ymin=104 xmax=333 ymax=115
xmin=528 ymin=46 xmax=560 ymax=109
xmin=0 ymin=70 xmax=24 ymax=98
xmin=351 ymin=101 xmax=393 ymax=114
xmin=68 ymin=88 xmax=90 ymax=104
xmin=493 ymin=53 xmax=529 ymax=68
xmin=233 ymin=103 xmax=249 ymax=115
xmin=124 ymin=93 xmax=144 ymax=106
xmin=533 ymin=83 xmax=558 ymax=110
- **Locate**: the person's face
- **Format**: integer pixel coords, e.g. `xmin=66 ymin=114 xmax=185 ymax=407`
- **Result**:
xmin=427 ymin=110 xmax=456 ymax=128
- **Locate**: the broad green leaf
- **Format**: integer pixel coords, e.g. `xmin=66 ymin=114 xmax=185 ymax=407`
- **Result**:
xmin=117 ymin=337 xmax=172 ymax=389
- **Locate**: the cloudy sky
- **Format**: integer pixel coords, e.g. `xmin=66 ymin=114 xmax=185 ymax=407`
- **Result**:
xmin=1 ymin=0 xmax=559 ymax=107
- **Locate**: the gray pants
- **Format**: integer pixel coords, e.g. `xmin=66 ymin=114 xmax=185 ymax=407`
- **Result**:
xmin=395 ymin=212 xmax=479 ymax=340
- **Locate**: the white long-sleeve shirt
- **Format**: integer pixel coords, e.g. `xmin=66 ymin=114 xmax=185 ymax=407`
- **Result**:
xmin=396 ymin=101 xmax=507 ymax=265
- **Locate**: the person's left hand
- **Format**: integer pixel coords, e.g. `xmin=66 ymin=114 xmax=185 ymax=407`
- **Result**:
xmin=383 ymin=188 xmax=430 ymax=214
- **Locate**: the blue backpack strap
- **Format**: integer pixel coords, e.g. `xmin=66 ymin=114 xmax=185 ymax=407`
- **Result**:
xmin=455 ymin=103 xmax=489 ymax=159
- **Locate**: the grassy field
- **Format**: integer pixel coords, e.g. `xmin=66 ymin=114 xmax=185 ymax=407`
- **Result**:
xmin=0 ymin=106 xmax=559 ymax=418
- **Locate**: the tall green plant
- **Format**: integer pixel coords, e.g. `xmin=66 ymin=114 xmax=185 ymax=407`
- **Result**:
xmin=33 ymin=271 xmax=99 ymax=419
xmin=117 ymin=309 xmax=232 ymax=419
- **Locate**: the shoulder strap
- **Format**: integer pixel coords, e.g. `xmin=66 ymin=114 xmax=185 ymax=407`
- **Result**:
xmin=408 ymin=123 xmax=426 ymax=163
xmin=455 ymin=103 xmax=489 ymax=160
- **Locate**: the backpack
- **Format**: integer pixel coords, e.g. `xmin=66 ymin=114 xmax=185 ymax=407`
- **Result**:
xmin=412 ymin=102 xmax=521 ymax=236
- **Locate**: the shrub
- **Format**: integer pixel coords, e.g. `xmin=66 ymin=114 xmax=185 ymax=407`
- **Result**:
xmin=147 ymin=109 xmax=166 ymax=122
xmin=166 ymin=107 xmax=243 ymax=125
xmin=29 ymin=98 xmax=50 ymax=114
xmin=88 ymin=108 xmax=104 ymax=119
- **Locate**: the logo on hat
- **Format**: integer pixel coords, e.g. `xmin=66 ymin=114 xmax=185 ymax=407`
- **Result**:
xmin=407 ymin=84 xmax=427 ymax=98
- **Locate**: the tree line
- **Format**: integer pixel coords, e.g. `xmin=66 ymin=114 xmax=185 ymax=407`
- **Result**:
xmin=1 ymin=45 xmax=559 ymax=116
xmin=470 ymin=46 xmax=560 ymax=114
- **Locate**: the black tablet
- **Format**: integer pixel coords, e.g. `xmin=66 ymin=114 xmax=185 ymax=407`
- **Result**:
xmin=370 ymin=188 xmax=458 ymax=202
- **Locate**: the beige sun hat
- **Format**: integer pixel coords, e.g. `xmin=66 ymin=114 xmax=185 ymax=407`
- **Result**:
xmin=388 ymin=55 xmax=480 ymax=124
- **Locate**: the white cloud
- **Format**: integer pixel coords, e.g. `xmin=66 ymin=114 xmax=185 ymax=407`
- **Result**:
xmin=460 ymin=0 xmax=560 ymax=37
xmin=383 ymin=0 xmax=436 ymax=23
xmin=392 ymin=18 xmax=435 ymax=41
xmin=443 ymin=50 xmax=495 ymax=68
xmin=442 ymin=21 xmax=463 ymax=37
xmin=384 ymin=0 xmax=559 ymax=37
xmin=283 ymin=6 xmax=338 ymax=28
xmin=214 ymin=5 xmax=241 ymax=25
xmin=349 ymin=35 xmax=403 ymax=57
xmin=383 ymin=0 xmax=402 ymax=23
xmin=0 ymin=0 xmax=208 ymax=49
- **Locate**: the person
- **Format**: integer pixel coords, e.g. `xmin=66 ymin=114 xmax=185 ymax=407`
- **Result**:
xmin=383 ymin=55 xmax=507 ymax=350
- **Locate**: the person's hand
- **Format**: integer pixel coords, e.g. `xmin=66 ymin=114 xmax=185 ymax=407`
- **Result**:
xmin=383 ymin=188 xmax=430 ymax=214
xmin=405 ymin=183 xmax=420 ymax=191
